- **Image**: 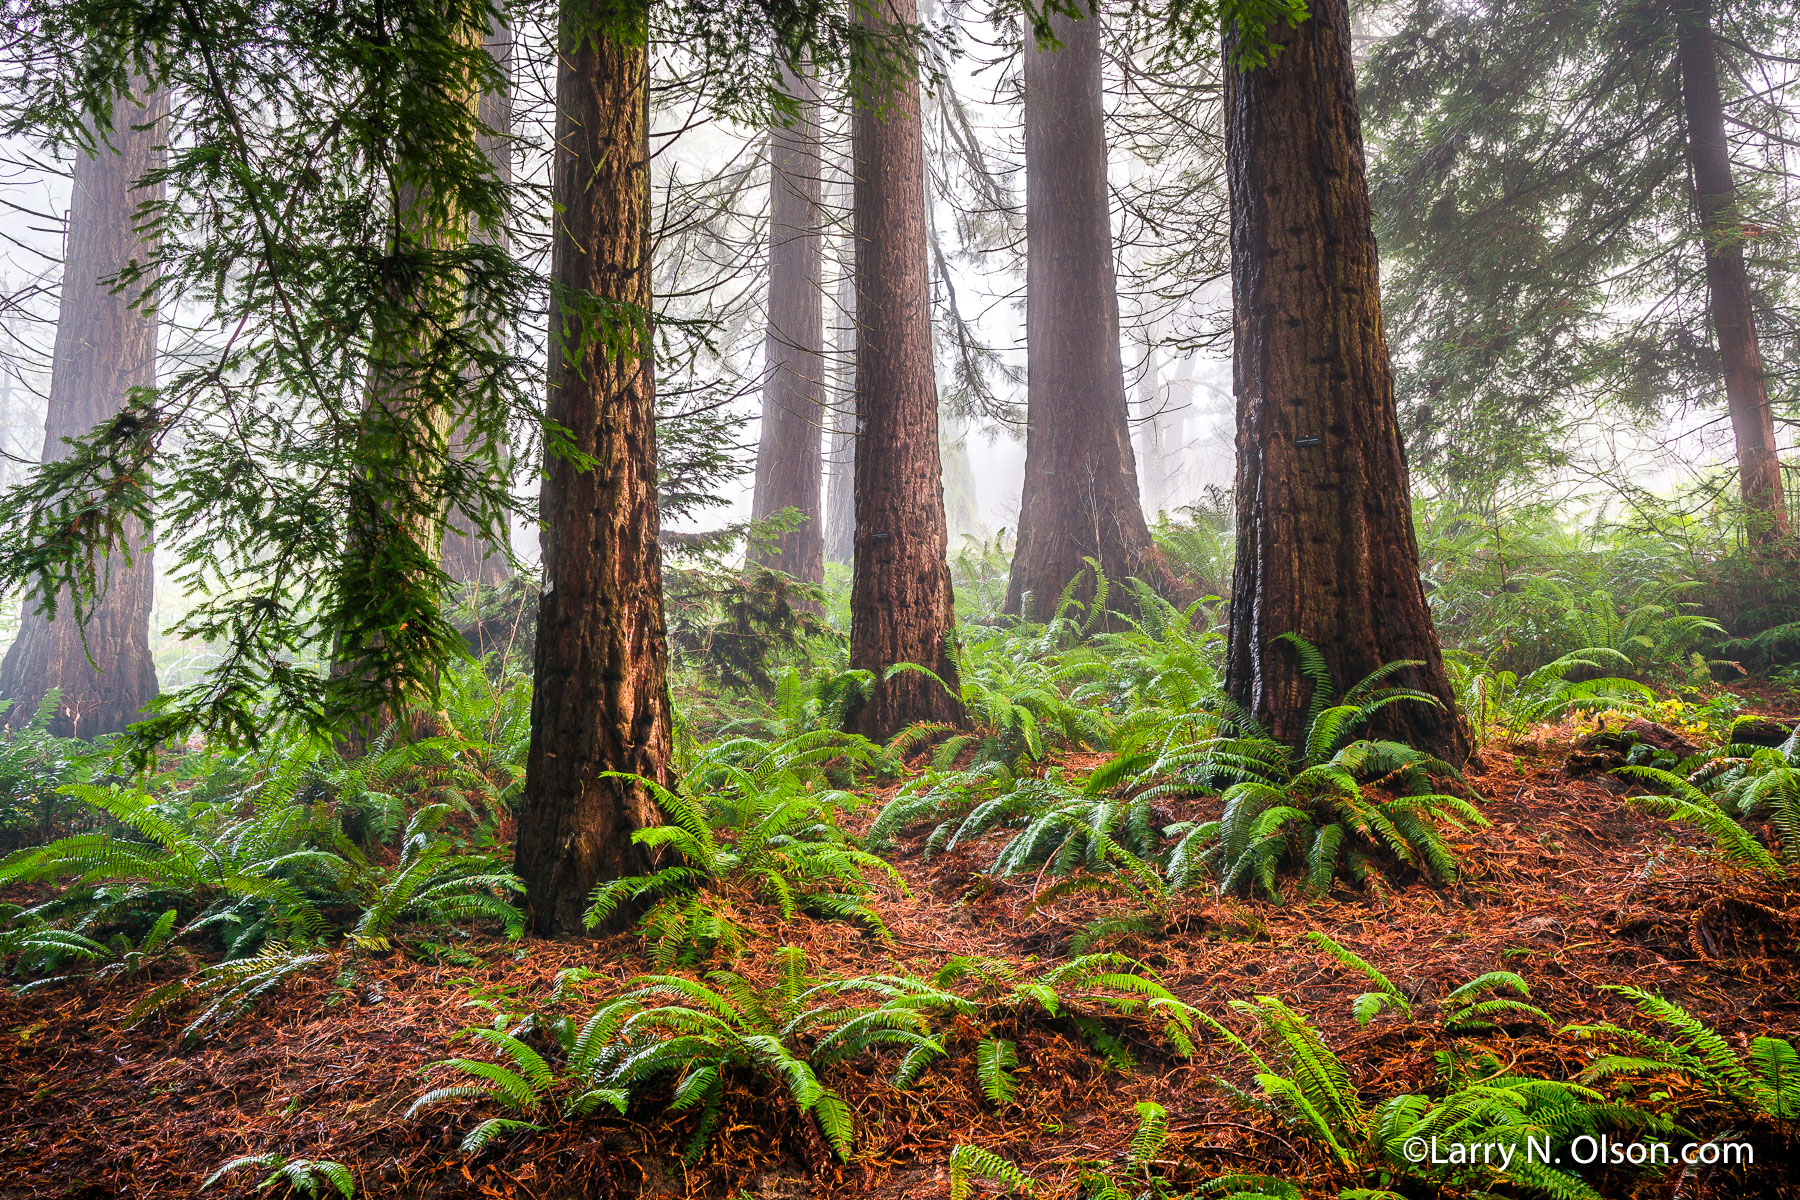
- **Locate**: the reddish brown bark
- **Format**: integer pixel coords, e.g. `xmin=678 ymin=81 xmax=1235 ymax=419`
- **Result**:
xmin=1221 ymin=0 xmax=1470 ymax=765
xmin=847 ymin=0 xmax=963 ymax=740
xmin=1674 ymin=0 xmax=1788 ymax=540
xmin=748 ymin=70 xmax=826 ymax=585
xmin=442 ymin=13 xmax=517 ymax=587
xmin=1006 ymin=7 xmax=1168 ymax=620
xmin=514 ymin=4 xmax=672 ymax=937
xmin=0 ymin=89 xmax=164 ymax=739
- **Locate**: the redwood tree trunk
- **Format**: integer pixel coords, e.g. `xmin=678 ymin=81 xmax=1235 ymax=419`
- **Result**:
xmin=847 ymin=0 xmax=963 ymax=740
xmin=823 ymin=172 xmax=857 ymax=565
xmin=1675 ymin=0 xmax=1788 ymax=539
xmin=748 ymin=70 xmax=826 ymax=584
xmin=1006 ymin=7 xmax=1167 ymax=620
xmin=1221 ymin=0 xmax=1470 ymax=764
xmin=515 ymin=3 xmax=672 ymax=937
xmin=0 ymin=88 xmax=163 ymax=739
xmin=442 ymin=13 xmax=516 ymax=586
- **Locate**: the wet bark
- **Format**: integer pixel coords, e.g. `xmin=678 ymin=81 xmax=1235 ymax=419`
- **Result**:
xmin=1006 ymin=7 xmax=1168 ymax=620
xmin=1221 ymin=0 xmax=1471 ymax=765
xmin=1674 ymin=0 xmax=1788 ymax=540
xmin=748 ymin=69 xmax=826 ymax=585
xmin=514 ymin=3 xmax=672 ymax=937
xmin=0 ymin=88 xmax=164 ymax=739
xmin=847 ymin=0 xmax=963 ymax=740
xmin=442 ymin=13 xmax=517 ymax=586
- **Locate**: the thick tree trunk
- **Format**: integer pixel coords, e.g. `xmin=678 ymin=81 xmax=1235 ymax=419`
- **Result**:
xmin=1221 ymin=0 xmax=1470 ymax=764
xmin=515 ymin=4 xmax=672 ymax=937
xmin=0 ymin=89 xmax=163 ymax=739
xmin=847 ymin=0 xmax=963 ymax=740
xmin=823 ymin=173 xmax=857 ymax=565
xmin=442 ymin=14 xmax=516 ymax=586
xmin=748 ymin=70 xmax=826 ymax=584
xmin=1006 ymin=7 xmax=1167 ymax=620
xmin=1674 ymin=0 xmax=1788 ymax=540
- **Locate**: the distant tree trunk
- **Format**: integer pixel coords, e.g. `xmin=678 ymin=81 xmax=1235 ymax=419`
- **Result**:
xmin=335 ymin=17 xmax=493 ymax=741
xmin=748 ymin=68 xmax=826 ymax=584
xmin=1006 ymin=7 xmax=1167 ymax=620
xmin=1674 ymin=0 xmax=1788 ymax=540
xmin=1133 ymin=326 xmax=1173 ymax=520
xmin=515 ymin=3 xmax=671 ymax=937
xmin=823 ymin=169 xmax=857 ymax=565
xmin=1221 ymin=0 xmax=1470 ymax=765
xmin=0 ymin=88 xmax=163 ymax=739
xmin=442 ymin=13 xmax=516 ymax=586
xmin=847 ymin=0 xmax=963 ymax=740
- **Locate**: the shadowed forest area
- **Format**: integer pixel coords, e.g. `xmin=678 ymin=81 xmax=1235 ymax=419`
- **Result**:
xmin=1 ymin=0 xmax=1798 ymax=1198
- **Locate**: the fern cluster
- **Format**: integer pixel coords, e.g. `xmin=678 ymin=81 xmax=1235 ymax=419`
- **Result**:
xmin=1219 ymin=993 xmax=1666 ymax=1200
xmin=1446 ymin=647 xmax=1655 ymax=746
xmin=1304 ymin=931 xmax=1550 ymax=1034
xmin=0 ymin=724 xmax=523 ymax=1039
xmin=412 ymin=947 xmax=939 ymax=1161
xmin=1143 ymin=638 xmax=1484 ymax=899
xmin=1617 ymin=727 xmax=1800 ymax=880
xmin=1567 ymin=986 xmax=1800 ymax=1128
xmin=583 ymin=772 xmax=900 ymax=965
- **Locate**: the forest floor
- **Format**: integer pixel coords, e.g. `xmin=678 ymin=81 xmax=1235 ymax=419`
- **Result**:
xmin=3 ymin=701 xmax=1799 ymax=1200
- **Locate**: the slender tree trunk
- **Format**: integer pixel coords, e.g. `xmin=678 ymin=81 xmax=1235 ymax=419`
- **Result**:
xmin=1674 ymin=0 xmax=1788 ymax=540
xmin=847 ymin=0 xmax=963 ymax=740
xmin=1134 ymin=342 xmax=1170 ymax=520
xmin=1006 ymin=6 xmax=1167 ymax=620
xmin=515 ymin=1 xmax=672 ymax=936
xmin=1221 ymin=0 xmax=1470 ymax=764
xmin=442 ymin=13 xmax=516 ymax=586
xmin=748 ymin=68 xmax=826 ymax=584
xmin=0 ymin=88 xmax=163 ymax=739
xmin=823 ymin=168 xmax=857 ymax=565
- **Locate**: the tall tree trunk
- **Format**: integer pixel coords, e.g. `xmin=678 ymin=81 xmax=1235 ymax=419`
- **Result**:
xmin=442 ymin=13 xmax=516 ymax=586
xmin=823 ymin=168 xmax=857 ymax=565
xmin=0 ymin=88 xmax=163 ymax=739
xmin=1006 ymin=6 xmax=1167 ymax=620
xmin=335 ymin=16 xmax=490 ymax=740
xmin=748 ymin=69 xmax=826 ymax=584
xmin=1674 ymin=0 xmax=1788 ymax=540
xmin=1134 ymin=340 xmax=1170 ymax=520
xmin=515 ymin=1 xmax=672 ymax=937
xmin=847 ymin=0 xmax=963 ymax=740
xmin=1221 ymin=0 xmax=1470 ymax=765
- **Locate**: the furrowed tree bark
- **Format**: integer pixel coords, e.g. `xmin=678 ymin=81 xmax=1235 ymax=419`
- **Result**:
xmin=847 ymin=0 xmax=963 ymax=740
xmin=1674 ymin=0 xmax=1788 ymax=540
xmin=0 ymin=88 xmax=163 ymax=739
xmin=442 ymin=13 xmax=517 ymax=586
xmin=1221 ymin=0 xmax=1471 ymax=764
xmin=1006 ymin=6 xmax=1168 ymax=620
xmin=515 ymin=1 xmax=672 ymax=937
xmin=748 ymin=68 xmax=826 ymax=585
